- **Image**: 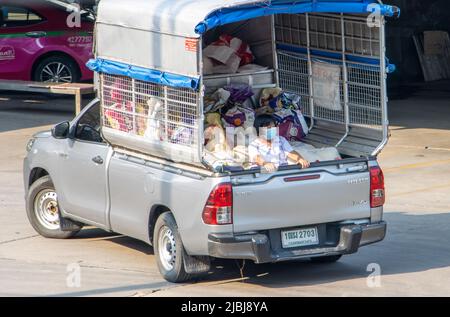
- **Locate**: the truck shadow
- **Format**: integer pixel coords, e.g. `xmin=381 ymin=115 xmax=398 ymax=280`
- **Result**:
xmin=74 ymin=228 xmax=155 ymax=256
xmin=202 ymin=211 xmax=450 ymax=287
xmin=70 ymin=210 xmax=450 ymax=288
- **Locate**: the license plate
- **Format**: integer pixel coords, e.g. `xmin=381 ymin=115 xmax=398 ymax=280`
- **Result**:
xmin=281 ymin=227 xmax=319 ymax=248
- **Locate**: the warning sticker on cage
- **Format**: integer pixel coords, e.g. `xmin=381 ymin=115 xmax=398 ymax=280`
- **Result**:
xmin=185 ymin=38 xmax=198 ymax=52
xmin=312 ymin=61 xmax=342 ymax=111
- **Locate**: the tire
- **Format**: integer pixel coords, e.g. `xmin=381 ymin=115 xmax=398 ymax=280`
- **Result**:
xmin=310 ymin=255 xmax=342 ymax=263
xmin=153 ymin=212 xmax=193 ymax=283
xmin=33 ymin=55 xmax=80 ymax=83
xmin=26 ymin=175 xmax=79 ymax=239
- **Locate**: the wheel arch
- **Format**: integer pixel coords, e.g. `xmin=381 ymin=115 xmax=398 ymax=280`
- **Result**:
xmin=31 ymin=51 xmax=81 ymax=81
xmin=148 ymin=204 xmax=172 ymax=246
xmin=29 ymin=167 xmax=50 ymax=189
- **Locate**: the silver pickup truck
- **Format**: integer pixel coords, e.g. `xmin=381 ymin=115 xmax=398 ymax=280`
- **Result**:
xmin=23 ymin=99 xmax=387 ymax=283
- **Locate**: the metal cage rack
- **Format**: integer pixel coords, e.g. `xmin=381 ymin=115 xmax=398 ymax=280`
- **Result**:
xmin=96 ymin=11 xmax=389 ymax=165
xmin=274 ymin=13 xmax=388 ymax=157
xmin=99 ymin=73 xmax=202 ymax=163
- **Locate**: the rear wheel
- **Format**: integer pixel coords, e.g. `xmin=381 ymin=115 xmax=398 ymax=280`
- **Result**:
xmin=310 ymin=255 xmax=342 ymax=263
xmin=26 ymin=175 xmax=79 ymax=239
xmin=153 ymin=212 xmax=193 ymax=283
xmin=33 ymin=55 xmax=80 ymax=83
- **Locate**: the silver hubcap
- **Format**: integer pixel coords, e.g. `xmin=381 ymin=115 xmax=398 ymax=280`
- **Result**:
xmin=158 ymin=226 xmax=177 ymax=271
xmin=34 ymin=189 xmax=60 ymax=230
xmin=41 ymin=62 xmax=73 ymax=83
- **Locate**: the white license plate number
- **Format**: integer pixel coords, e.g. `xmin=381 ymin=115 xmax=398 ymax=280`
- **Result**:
xmin=281 ymin=227 xmax=319 ymax=248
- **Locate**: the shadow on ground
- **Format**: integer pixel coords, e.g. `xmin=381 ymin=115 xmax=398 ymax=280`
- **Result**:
xmin=68 ymin=211 xmax=450 ymax=289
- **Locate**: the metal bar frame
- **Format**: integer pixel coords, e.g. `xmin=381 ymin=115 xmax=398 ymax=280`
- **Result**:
xmin=306 ymin=13 xmax=315 ymax=131
xmin=198 ymin=37 xmax=205 ymax=165
xmin=372 ymin=16 xmax=389 ymax=156
xmin=271 ymin=14 xmax=280 ymax=87
xmin=335 ymin=13 xmax=350 ymax=147
xmin=274 ymin=12 xmax=388 ymax=156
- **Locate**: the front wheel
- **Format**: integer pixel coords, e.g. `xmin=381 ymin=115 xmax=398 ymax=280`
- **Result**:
xmin=153 ymin=212 xmax=193 ymax=283
xmin=26 ymin=175 xmax=79 ymax=239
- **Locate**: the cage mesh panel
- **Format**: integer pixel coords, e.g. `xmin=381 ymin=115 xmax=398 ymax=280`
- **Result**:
xmin=277 ymin=51 xmax=311 ymax=115
xmin=275 ymin=13 xmax=383 ymax=130
xmin=100 ymin=73 xmax=200 ymax=154
xmin=275 ymin=13 xmax=380 ymax=58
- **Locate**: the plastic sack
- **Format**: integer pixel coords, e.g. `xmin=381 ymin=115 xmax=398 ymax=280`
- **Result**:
xmin=224 ymin=84 xmax=254 ymax=104
xmin=273 ymin=109 xmax=307 ymax=141
xmin=203 ymin=35 xmax=255 ymax=74
xmin=204 ymin=88 xmax=231 ymax=113
xmin=222 ymin=106 xmax=246 ymax=127
xmin=203 ymin=150 xmax=242 ymax=172
xmin=170 ymin=126 xmax=194 ymax=145
xmin=259 ymin=87 xmax=283 ymax=111
xmin=104 ymin=101 xmax=134 ymax=133
xmin=278 ymin=118 xmax=305 ymax=142
xmin=239 ymin=105 xmax=255 ymax=129
xmin=170 ymin=116 xmax=195 ymax=145
xmin=212 ymin=35 xmax=254 ymax=66
xmin=290 ymin=142 xmax=342 ymax=163
xmin=204 ymin=113 xmax=228 ymax=153
xmin=312 ymin=61 xmax=342 ymax=111
xmin=280 ymin=93 xmax=302 ymax=110
xmin=144 ymin=97 xmax=164 ymax=141
xmin=294 ymin=110 xmax=309 ymax=136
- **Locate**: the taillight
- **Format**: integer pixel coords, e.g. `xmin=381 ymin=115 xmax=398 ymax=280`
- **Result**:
xmin=370 ymin=166 xmax=385 ymax=208
xmin=202 ymin=183 xmax=233 ymax=225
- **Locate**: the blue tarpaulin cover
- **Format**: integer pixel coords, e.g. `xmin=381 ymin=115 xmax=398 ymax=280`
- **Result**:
xmin=195 ymin=0 xmax=399 ymax=34
xmin=87 ymin=59 xmax=200 ymax=90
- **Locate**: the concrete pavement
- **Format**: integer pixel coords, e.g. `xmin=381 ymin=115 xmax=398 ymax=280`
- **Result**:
xmin=0 ymin=88 xmax=449 ymax=296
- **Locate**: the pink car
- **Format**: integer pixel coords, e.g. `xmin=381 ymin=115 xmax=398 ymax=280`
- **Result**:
xmin=0 ymin=0 xmax=94 ymax=83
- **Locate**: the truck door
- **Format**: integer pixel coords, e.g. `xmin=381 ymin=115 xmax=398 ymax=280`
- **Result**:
xmin=56 ymin=101 xmax=110 ymax=227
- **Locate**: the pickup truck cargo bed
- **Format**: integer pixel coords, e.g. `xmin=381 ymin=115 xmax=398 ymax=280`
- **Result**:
xmin=231 ymin=159 xmax=371 ymax=233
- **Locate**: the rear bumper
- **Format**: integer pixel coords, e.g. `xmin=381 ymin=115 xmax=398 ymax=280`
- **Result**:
xmin=208 ymin=222 xmax=386 ymax=263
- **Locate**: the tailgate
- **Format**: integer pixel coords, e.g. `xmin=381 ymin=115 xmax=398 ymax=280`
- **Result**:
xmin=231 ymin=163 xmax=371 ymax=233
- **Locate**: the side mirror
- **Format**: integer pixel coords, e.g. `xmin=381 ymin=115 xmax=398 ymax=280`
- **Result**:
xmin=52 ymin=121 xmax=70 ymax=139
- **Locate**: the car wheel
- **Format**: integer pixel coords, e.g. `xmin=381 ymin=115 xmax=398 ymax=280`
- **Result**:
xmin=153 ymin=212 xmax=193 ymax=283
xmin=33 ymin=55 xmax=80 ymax=83
xmin=310 ymin=255 xmax=342 ymax=263
xmin=26 ymin=175 xmax=79 ymax=239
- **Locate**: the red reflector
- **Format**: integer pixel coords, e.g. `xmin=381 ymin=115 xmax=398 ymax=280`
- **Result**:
xmin=202 ymin=183 xmax=233 ymax=225
xmin=370 ymin=166 xmax=385 ymax=208
xmin=284 ymin=175 xmax=321 ymax=182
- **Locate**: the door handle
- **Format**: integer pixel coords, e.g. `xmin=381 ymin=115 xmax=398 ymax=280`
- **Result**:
xmin=92 ymin=156 xmax=104 ymax=165
xmin=25 ymin=31 xmax=47 ymax=38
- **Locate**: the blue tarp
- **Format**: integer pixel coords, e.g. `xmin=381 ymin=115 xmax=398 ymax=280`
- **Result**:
xmin=86 ymin=59 xmax=200 ymax=90
xmin=195 ymin=0 xmax=400 ymax=34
